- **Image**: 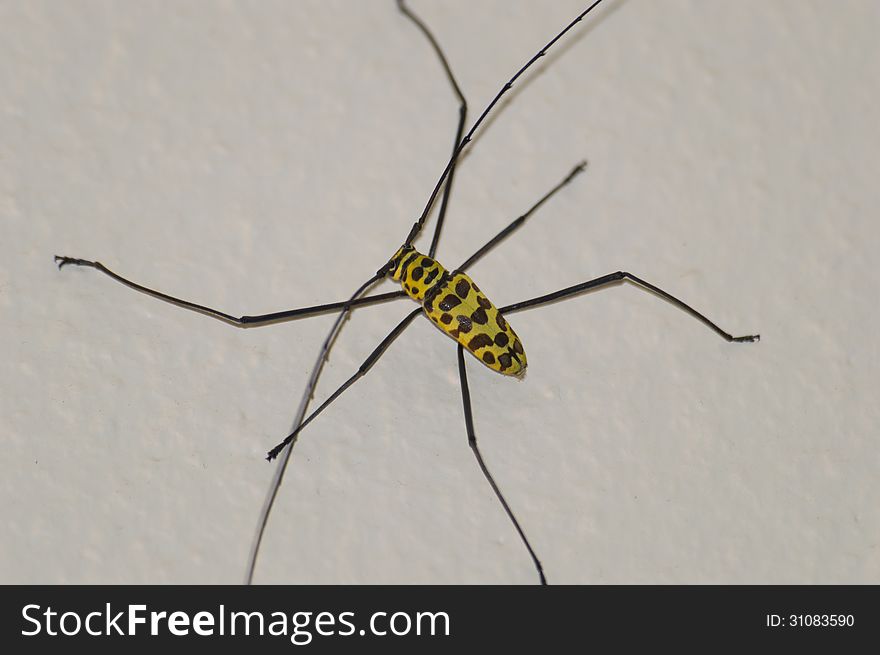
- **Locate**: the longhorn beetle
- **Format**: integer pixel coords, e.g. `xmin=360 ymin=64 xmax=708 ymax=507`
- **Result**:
xmin=55 ymin=0 xmax=759 ymax=584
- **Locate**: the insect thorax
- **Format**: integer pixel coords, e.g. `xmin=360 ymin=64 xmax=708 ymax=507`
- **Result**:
xmin=388 ymin=245 xmax=445 ymax=301
xmin=387 ymin=246 xmax=527 ymax=376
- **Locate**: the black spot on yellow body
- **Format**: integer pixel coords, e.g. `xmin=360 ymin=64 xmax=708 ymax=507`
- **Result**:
xmin=455 ymin=278 xmax=470 ymax=298
xmin=439 ymin=294 xmax=461 ymax=311
xmin=482 ymin=352 xmax=496 ymax=365
xmin=411 ymin=266 xmax=424 ymax=281
xmin=468 ymin=333 xmax=493 ymax=351
xmin=400 ymin=252 xmax=419 ymax=281
xmin=471 ymin=307 xmax=488 ymax=325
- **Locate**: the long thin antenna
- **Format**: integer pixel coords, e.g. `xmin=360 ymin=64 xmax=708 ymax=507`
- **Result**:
xmin=403 ymin=0 xmax=607 ymax=247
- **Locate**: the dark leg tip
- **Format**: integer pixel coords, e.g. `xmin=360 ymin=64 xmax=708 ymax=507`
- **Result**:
xmin=562 ymin=161 xmax=588 ymax=184
xmin=266 ymin=445 xmax=283 ymax=461
xmin=54 ymin=255 xmax=93 ymax=270
xmin=732 ymin=334 xmax=760 ymax=343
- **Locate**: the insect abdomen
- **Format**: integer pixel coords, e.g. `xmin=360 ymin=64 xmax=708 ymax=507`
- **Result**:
xmin=389 ymin=246 xmax=526 ymax=375
xmin=424 ymin=271 xmax=526 ymax=376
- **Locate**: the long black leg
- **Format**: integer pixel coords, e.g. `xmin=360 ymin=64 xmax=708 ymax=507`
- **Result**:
xmin=501 ymin=272 xmax=760 ymax=343
xmin=266 ymin=308 xmax=423 ymax=461
xmin=54 ymin=256 xmax=403 ymax=326
xmin=403 ymin=0 xmax=607 ymax=247
xmin=456 ymin=345 xmax=546 ymax=585
xmin=54 ymin=160 xmax=584 ymax=327
xmin=458 ymin=161 xmax=586 ymax=271
xmin=397 ymin=1 xmax=467 ymax=259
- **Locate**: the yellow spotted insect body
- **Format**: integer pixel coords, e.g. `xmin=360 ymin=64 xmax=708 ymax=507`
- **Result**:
xmin=389 ymin=245 xmax=526 ymax=376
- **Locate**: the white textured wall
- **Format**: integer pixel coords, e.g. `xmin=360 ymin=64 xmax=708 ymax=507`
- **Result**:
xmin=2 ymin=0 xmax=878 ymax=584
